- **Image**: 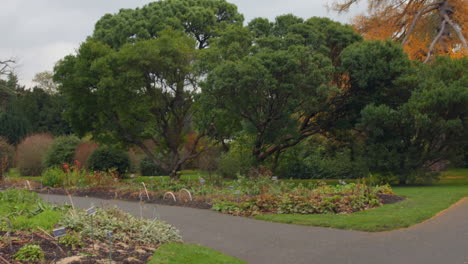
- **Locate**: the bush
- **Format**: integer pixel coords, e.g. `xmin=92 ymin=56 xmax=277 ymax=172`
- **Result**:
xmin=44 ymin=135 xmax=81 ymax=168
xmin=42 ymin=167 xmax=65 ymax=187
xmin=217 ymin=136 xmax=253 ymax=178
xmin=0 ymin=137 xmax=15 ymax=178
xmin=16 ymin=133 xmax=54 ymax=176
xmin=140 ymin=156 xmax=168 ymax=176
xmin=88 ymin=146 xmax=130 ymax=177
xmin=73 ymin=141 xmax=99 ymax=169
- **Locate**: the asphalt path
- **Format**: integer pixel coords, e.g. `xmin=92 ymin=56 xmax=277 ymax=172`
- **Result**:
xmin=41 ymin=194 xmax=468 ymax=264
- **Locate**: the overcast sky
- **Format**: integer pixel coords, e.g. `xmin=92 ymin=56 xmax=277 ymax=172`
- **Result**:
xmin=1 ymin=0 xmax=364 ymax=87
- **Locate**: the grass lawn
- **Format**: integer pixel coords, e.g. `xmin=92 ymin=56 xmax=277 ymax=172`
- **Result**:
xmin=149 ymin=243 xmax=246 ymax=264
xmin=255 ymin=169 xmax=468 ymax=232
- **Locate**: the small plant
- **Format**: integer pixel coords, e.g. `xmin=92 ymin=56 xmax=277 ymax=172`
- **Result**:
xmin=42 ymin=167 xmax=65 ymax=187
xmin=13 ymin=244 xmax=45 ymax=262
xmin=59 ymin=233 xmax=84 ymax=250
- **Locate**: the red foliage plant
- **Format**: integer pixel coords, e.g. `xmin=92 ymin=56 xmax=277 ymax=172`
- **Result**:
xmin=16 ymin=133 xmax=54 ymax=176
xmin=73 ymin=141 xmax=99 ymax=169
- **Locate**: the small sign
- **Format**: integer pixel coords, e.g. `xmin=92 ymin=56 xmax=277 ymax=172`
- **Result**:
xmin=87 ymin=207 xmax=96 ymax=216
xmin=228 ymin=186 xmax=234 ymax=190
xmin=52 ymin=228 xmax=66 ymax=238
xmin=31 ymin=207 xmax=43 ymax=216
xmin=106 ymin=231 xmax=113 ymax=239
xmin=199 ymin=178 xmax=205 ymax=184
xmin=271 ymin=176 xmax=278 ymax=181
xmin=235 ymin=190 xmax=240 ymax=195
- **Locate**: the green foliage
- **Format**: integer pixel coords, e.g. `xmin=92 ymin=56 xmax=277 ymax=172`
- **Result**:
xmin=44 ymin=135 xmax=81 ymax=168
xmin=199 ymin=15 xmax=363 ymax=163
xmin=13 ymin=244 xmax=45 ymax=262
xmin=140 ymin=156 xmax=168 ymax=176
xmin=217 ymin=136 xmax=253 ymax=178
xmin=59 ymin=233 xmax=84 ymax=250
xmin=92 ymin=0 xmax=243 ymax=49
xmin=212 ymin=183 xmax=387 ymax=216
xmin=14 ymin=87 xmax=72 ymax=136
xmin=256 ymin=169 xmax=468 ymax=231
xmin=0 ymin=189 xmax=64 ymax=231
xmin=55 ymin=28 xmax=203 ymax=177
xmin=88 ymin=146 xmax=130 ymax=176
xmin=150 ymin=243 xmax=247 ymax=264
xmin=277 ymin=140 xmax=368 ymax=179
xmin=0 ymin=106 xmax=31 ymax=145
xmin=41 ymin=167 xmax=65 ymax=187
xmin=358 ymin=57 xmax=468 ymax=184
xmin=60 ymin=207 xmax=181 ymax=245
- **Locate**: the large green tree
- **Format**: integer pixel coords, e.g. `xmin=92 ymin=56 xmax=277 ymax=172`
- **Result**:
xmin=358 ymin=57 xmax=468 ymax=183
xmin=199 ymin=16 xmax=411 ymax=164
xmin=55 ymin=0 xmax=244 ymax=177
xmin=92 ymin=0 xmax=243 ymax=49
xmin=55 ymin=29 xmax=203 ymax=177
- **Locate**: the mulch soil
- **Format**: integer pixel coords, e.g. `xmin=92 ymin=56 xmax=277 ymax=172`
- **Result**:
xmin=0 ymin=231 xmax=154 ymax=264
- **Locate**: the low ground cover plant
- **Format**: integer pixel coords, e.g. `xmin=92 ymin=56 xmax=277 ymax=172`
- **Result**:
xmin=0 ymin=189 xmax=182 ymax=263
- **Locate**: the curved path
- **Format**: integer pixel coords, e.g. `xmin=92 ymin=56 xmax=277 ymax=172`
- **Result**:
xmin=42 ymin=194 xmax=468 ymax=264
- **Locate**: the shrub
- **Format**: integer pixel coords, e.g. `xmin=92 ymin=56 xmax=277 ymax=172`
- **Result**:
xmin=16 ymin=133 xmax=54 ymax=176
xmin=13 ymin=244 xmax=45 ymax=262
xmin=0 ymin=137 xmax=14 ymax=179
xmin=88 ymin=146 xmax=130 ymax=177
xmin=140 ymin=156 xmax=168 ymax=176
xmin=217 ymin=136 xmax=253 ymax=178
xmin=44 ymin=135 xmax=81 ymax=168
xmin=73 ymin=141 xmax=99 ymax=169
xmin=42 ymin=167 xmax=65 ymax=187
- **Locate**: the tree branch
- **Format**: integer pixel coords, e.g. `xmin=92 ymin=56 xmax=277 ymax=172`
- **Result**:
xmin=402 ymin=2 xmax=442 ymax=45
xmin=443 ymin=14 xmax=468 ymax=51
xmin=424 ymin=20 xmax=447 ymax=63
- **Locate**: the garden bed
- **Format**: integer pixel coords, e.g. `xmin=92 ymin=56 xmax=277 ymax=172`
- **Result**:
xmin=0 ymin=231 xmax=154 ymax=264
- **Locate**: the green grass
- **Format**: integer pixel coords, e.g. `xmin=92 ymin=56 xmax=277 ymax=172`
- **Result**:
xmin=255 ymin=169 xmax=468 ymax=232
xmin=149 ymin=243 xmax=246 ymax=264
xmin=0 ymin=190 xmax=63 ymax=231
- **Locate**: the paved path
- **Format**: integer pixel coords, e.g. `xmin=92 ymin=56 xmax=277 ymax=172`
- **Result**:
xmin=42 ymin=194 xmax=468 ymax=264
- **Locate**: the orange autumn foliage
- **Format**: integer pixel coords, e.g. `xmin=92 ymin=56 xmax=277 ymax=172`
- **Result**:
xmin=333 ymin=0 xmax=468 ymax=61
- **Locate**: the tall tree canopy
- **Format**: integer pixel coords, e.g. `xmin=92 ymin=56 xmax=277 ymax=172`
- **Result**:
xmin=92 ymin=0 xmax=243 ymax=49
xmin=55 ymin=0 xmax=245 ymax=177
xmin=55 ymin=29 xmax=202 ymax=177
xmin=199 ymin=16 xmax=409 ymax=164
xmin=332 ymin=0 xmax=468 ymax=62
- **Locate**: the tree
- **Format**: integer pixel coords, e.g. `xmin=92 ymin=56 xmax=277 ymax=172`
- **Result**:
xmin=92 ymin=0 xmax=243 ymax=49
xmin=15 ymin=87 xmax=72 ymax=136
xmin=55 ymin=29 xmax=204 ymax=178
xmin=199 ymin=16 xmax=387 ymax=164
xmin=332 ymin=0 xmax=468 ymax=62
xmin=358 ymin=56 xmax=468 ymax=183
xmin=32 ymin=71 xmax=58 ymax=94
